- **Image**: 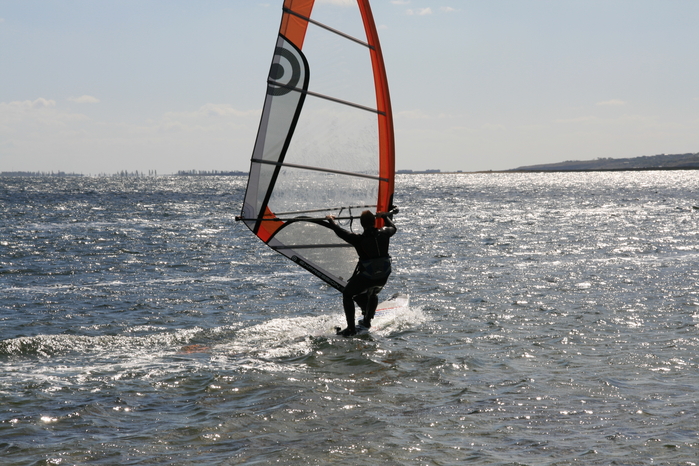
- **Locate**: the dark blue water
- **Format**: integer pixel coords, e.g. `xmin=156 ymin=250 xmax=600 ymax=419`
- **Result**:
xmin=1 ymin=172 xmax=698 ymax=465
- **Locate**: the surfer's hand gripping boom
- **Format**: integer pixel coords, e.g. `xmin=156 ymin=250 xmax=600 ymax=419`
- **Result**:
xmin=377 ymin=207 xmax=399 ymax=218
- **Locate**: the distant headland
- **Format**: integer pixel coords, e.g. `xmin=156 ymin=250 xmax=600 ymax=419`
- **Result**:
xmin=510 ymin=152 xmax=699 ymax=172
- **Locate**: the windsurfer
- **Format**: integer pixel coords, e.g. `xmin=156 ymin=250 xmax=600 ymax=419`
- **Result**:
xmin=325 ymin=210 xmax=397 ymax=337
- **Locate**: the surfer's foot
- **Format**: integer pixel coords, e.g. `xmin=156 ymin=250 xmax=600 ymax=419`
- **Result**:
xmin=336 ymin=326 xmax=357 ymax=338
xmin=358 ymin=318 xmax=371 ymax=329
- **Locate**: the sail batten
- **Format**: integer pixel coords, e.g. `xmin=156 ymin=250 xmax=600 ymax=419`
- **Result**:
xmin=273 ymin=244 xmax=354 ymax=250
xmin=274 ymin=205 xmax=377 ymax=216
xmin=251 ymin=158 xmax=388 ymax=182
xmin=266 ymin=80 xmax=385 ymax=115
xmin=283 ymin=7 xmax=374 ymax=49
xmin=240 ymin=0 xmax=395 ymax=292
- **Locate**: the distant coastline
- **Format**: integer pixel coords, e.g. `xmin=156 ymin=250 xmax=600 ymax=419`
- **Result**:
xmin=0 ymin=171 xmax=84 ymax=177
xmin=4 ymin=151 xmax=698 ymax=177
xmin=175 ymin=170 xmax=247 ymax=177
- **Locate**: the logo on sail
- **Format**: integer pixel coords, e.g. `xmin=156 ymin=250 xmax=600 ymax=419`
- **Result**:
xmin=267 ymin=41 xmax=305 ymax=96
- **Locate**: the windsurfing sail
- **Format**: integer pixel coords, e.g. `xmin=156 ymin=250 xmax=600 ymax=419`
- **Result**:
xmin=238 ymin=0 xmax=395 ymax=292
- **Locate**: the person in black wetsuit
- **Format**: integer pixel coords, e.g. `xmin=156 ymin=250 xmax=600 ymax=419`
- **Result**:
xmin=325 ymin=209 xmax=397 ymax=337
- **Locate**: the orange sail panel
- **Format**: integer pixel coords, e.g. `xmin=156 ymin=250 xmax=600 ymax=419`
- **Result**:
xmin=280 ymin=0 xmax=315 ymax=47
xmin=240 ymin=0 xmax=395 ymax=291
xmin=358 ymin=0 xmax=395 ymax=224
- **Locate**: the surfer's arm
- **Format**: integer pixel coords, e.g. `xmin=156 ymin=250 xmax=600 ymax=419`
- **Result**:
xmin=377 ymin=213 xmax=397 ymax=236
xmin=325 ymin=216 xmax=355 ymax=243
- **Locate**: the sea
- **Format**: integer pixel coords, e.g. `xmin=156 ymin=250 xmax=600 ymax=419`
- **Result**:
xmin=1 ymin=171 xmax=698 ymax=465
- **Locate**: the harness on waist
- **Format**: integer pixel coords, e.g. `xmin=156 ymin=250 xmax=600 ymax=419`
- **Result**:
xmin=358 ymin=256 xmax=392 ymax=280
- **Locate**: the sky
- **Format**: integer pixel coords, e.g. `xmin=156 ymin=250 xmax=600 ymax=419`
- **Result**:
xmin=1 ymin=0 xmax=698 ymax=174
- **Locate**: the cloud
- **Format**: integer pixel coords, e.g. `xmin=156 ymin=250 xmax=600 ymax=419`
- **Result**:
xmin=69 ymin=95 xmax=101 ymax=104
xmin=480 ymin=123 xmax=506 ymax=131
xmin=440 ymin=7 xmax=457 ymax=13
xmin=0 ymin=98 xmax=56 ymax=113
xmin=0 ymin=98 xmax=89 ymax=143
xmin=396 ymin=109 xmax=463 ymax=120
xmin=596 ymin=99 xmax=626 ymax=106
xmin=391 ymin=0 xmax=410 ymax=4
xmin=407 ymin=8 xmax=432 ymax=15
xmin=0 ymin=100 xmax=261 ymax=173
xmin=396 ymin=109 xmax=432 ymax=119
xmin=554 ymin=114 xmax=660 ymax=127
xmin=164 ymin=103 xmax=258 ymax=120
xmin=555 ymin=116 xmax=597 ymax=124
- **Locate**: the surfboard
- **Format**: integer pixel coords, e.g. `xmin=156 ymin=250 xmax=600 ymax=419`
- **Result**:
xmin=374 ymin=293 xmax=410 ymax=315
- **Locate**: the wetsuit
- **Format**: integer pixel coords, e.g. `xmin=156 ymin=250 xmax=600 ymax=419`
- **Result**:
xmin=327 ymin=216 xmax=396 ymax=335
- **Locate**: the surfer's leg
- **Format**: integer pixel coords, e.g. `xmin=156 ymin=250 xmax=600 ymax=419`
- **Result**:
xmin=353 ymin=293 xmax=368 ymax=315
xmin=361 ymin=288 xmax=380 ymax=328
xmin=362 ymin=278 xmax=389 ymax=328
xmin=341 ymin=292 xmax=356 ymax=334
xmin=339 ymin=276 xmax=366 ymax=336
xmin=366 ymin=292 xmax=379 ymax=320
